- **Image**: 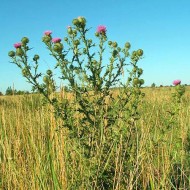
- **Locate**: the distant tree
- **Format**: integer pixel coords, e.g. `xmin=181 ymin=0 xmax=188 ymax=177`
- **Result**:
xmin=6 ymin=86 xmax=13 ymax=95
xmin=0 ymin=91 xmax=3 ymax=96
xmin=151 ymin=83 xmax=156 ymax=88
xmin=5 ymin=86 xmax=30 ymax=95
xmin=16 ymin=90 xmax=29 ymax=95
xmin=5 ymin=86 xmax=17 ymax=95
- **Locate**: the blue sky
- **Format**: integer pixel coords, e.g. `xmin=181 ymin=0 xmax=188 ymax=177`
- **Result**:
xmin=1 ymin=0 xmax=190 ymax=93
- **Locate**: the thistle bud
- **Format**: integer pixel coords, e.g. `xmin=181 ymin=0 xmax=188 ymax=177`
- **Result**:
xmin=72 ymin=18 xmax=80 ymax=26
xmin=125 ymin=42 xmax=131 ymax=49
xmin=78 ymin=16 xmax=86 ymax=26
xmin=67 ymin=27 xmax=73 ymax=35
xmin=132 ymin=51 xmax=137 ymax=56
xmin=137 ymin=68 xmax=143 ymax=76
xmin=21 ymin=37 xmax=29 ymax=45
xmin=8 ymin=51 xmax=15 ymax=57
xmin=42 ymin=35 xmax=51 ymax=43
xmin=53 ymin=43 xmax=63 ymax=52
xmin=133 ymin=78 xmax=139 ymax=85
xmin=112 ymin=42 xmax=118 ymax=48
xmin=46 ymin=70 xmax=52 ymax=75
xmin=43 ymin=76 xmax=49 ymax=83
xmin=139 ymin=79 xmax=144 ymax=85
xmin=16 ymin=48 xmax=24 ymax=56
xmin=22 ymin=68 xmax=29 ymax=77
xmin=137 ymin=49 xmax=143 ymax=56
xmin=131 ymin=51 xmax=137 ymax=60
xmin=74 ymin=40 xmax=80 ymax=46
xmin=132 ymin=67 xmax=137 ymax=72
xmin=112 ymin=50 xmax=118 ymax=57
xmin=33 ymin=54 xmax=40 ymax=61
xmin=53 ymin=45 xmax=58 ymax=52
xmin=73 ymin=30 xmax=77 ymax=36
xmin=108 ymin=41 xmax=112 ymax=46
xmin=117 ymin=47 xmax=121 ymax=52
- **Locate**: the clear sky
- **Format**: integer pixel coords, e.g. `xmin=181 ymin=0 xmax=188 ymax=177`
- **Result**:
xmin=1 ymin=0 xmax=190 ymax=93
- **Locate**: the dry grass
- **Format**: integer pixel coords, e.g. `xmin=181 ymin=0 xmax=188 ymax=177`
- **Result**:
xmin=0 ymin=87 xmax=190 ymax=189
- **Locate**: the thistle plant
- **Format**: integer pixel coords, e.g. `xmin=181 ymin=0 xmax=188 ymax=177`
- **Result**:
xmin=162 ymin=80 xmax=186 ymax=188
xmin=165 ymin=80 xmax=185 ymax=122
xmin=9 ymin=17 xmax=145 ymax=189
xmin=166 ymin=80 xmax=186 ymax=127
xmin=172 ymin=80 xmax=185 ymax=107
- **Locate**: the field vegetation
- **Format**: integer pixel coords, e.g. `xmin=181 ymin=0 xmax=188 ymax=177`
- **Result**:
xmin=2 ymin=17 xmax=190 ymax=189
xmin=0 ymin=87 xmax=190 ymax=189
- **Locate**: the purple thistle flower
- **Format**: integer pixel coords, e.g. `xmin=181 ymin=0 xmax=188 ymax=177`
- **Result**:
xmin=97 ymin=25 xmax=106 ymax=34
xmin=173 ymin=80 xmax=181 ymax=86
xmin=52 ymin=38 xmax=61 ymax=43
xmin=14 ymin=43 xmax=22 ymax=48
xmin=44 ymin=30 xmax=52 ymax=36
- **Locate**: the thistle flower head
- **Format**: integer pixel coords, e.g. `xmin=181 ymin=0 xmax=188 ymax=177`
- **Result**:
xmin=44 ymin=30 xmax=52 ymax=36
xmin=14 ymin=43 xmax=22 ymax=48
xmin=52 ymin=38 xmax=61 ymax=43
xmin=97 ymin=25 xmax=106 ymax=34
xmin=173 ymin=80 xmax=181 ymax=86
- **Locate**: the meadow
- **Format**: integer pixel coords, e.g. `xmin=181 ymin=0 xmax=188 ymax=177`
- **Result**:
xmin=4 ymin=16 xmax=190 ymax=189
xmin=0 ymin=86 xmax=190 ymax=190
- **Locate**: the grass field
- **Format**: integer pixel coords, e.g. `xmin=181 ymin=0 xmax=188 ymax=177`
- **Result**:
xmin=0 ymin=86 xmax=190 ymax=189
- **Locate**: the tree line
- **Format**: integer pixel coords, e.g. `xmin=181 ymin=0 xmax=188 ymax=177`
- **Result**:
xmin=0 ymin=86 xmax=29 ymax=96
